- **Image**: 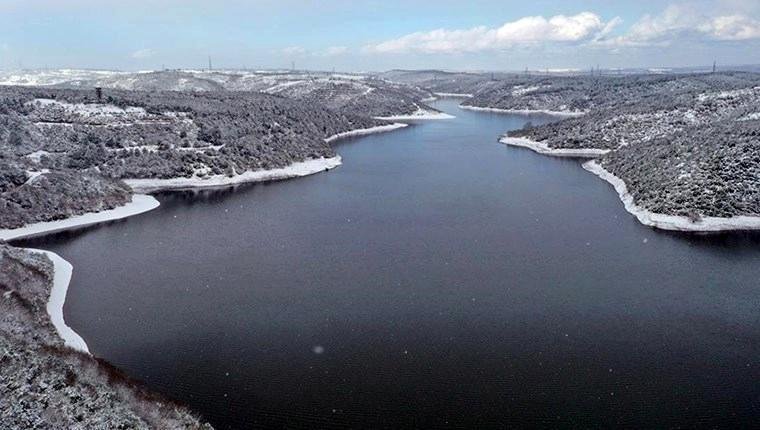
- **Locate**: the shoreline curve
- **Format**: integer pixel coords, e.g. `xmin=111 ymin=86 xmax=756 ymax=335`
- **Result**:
xmin=2 ymin=123 xmax=412 ymax=361
xmin=324 ymin=123 xmax=408 ymax=143
xmin=1 ymin=194 xmax=160 ymax=242
xmin=27 ymin=248 xmax=90 ymax=354
xmin=460 ymin=105 xmax=586 ymax=118
xmin=375 ymin=110 xmax=455 ymax=121
xmin=500 ymin=136 xmax=610 ymax=158
xmin=583 ymin=160 xmax=760 ymax=232
xmin=434 ymin=92 xmax=474 ymax=98
xmin=124 ymin=156 xmax=343 ymax=193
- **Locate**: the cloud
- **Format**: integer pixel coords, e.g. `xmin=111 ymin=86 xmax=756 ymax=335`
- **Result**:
xmin=281 ymin=46 xmax=307 ymax=56
xmin=130 ymin=48 xmax=154 ymax=59
xmin=281 ymin=45 xmax=349 ymax=58
xmin=595 ymin=16 xmax=624 ymax=41
xmin=360 ymin=3 xmax=760 ymax=56
xmin=600 ymin=3 xmax=760 ymax=47
xmin=322 ymin=46 xmax=348 ymax=56
xmin=363 ymin=12 xmax=619 ymax=54
xmin=705 ymin=15 xmax=760 ymax=40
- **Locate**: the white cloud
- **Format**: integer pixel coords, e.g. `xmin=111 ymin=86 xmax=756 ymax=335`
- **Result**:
xmin=281 ymin=46 xmax=307 ymax=56
xmin=131 ymin=48 xmax=154 ymax=59
xmin=630 ymin=5 xmax=699 ymax=42
xmin=361 ymin=3 xmax=760 ymax=56
xmin=600 ymin=3 xmax=760 ymax=47
xmin=705 ymin=15 xmax=760 ymax=40
xmin=322 ymin=46 xmax=348 ymax=56
xmin=363 ymin=12 xmax=618 ymax=54
xmin=280 ymin=45 xmax=349 ymax=58
xmin=595 ymin=16 xmax=624 ymax=41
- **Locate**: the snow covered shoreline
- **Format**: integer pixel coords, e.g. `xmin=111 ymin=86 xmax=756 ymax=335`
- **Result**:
xmin=3 ymin=127 xmax=395 ymax=237
xmin=324 ymin=123 xmax=408 ymax=143
xmin=375 ymin=109 xmax=455 ymax=121
xmin=0 ymin=135 xmax=373 ymax=363
xmin=583 ymin=160 xmax=760 ymax=232
xmin=125 ymin=156 xmax=342 ymax=193
xmin=0 ymin=195 xmax=160 ymax=242
xmin=500 ymin=137 xmax=610 ymax=158
xmin=460 ymin=105 xmax=585 ymax=118
xmin=434 ymin=92 xmax=474 ymax=98
xmin=27 ymin=248 xmax=90 ymax=354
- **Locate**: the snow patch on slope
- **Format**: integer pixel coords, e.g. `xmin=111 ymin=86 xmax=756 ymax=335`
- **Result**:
xmin=29 ymin=99 xmax=147 ymax=117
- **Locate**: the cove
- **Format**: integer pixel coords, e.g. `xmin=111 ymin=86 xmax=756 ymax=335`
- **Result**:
xmin=17 ymin=99 xmax=760 ymax=429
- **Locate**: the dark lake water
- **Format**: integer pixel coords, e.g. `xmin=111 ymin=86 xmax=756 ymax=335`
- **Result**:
xmin=18 ymin=99 xmax=760 ymax=428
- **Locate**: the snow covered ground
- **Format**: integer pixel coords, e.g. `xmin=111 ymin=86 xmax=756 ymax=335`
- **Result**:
xmin=0 ymin=195 xmax=160 ymax=241
xmin=0 ymin=244 xmax=210 ymax=427
xmin=583 ymin=161 xmax=760 ymax=232
xmin=434 ymin=92 xmax=474 ymax=98
xmin=1 ymin=68 xmax=437 ymax=119
xmin=124 ymin=156 xmax=342 ymax=192
xmin=500 ymin=137 xmax=610 ymax=158
xmin=25 ymin=249 xmax=90 ymax=353
xmin=324 ymin=123 xmax=408 ymax=143
xmin=25 ymin=150 xmax=53 ymax=163
xmin=30 ymin=98 xmax=148 ymax=117
xmin=375 ymin=108 xmax=455 ymax=120
xmin=511 ymin=85 xmax=544 ymax=97
xmin=460 ymin=105 xmax=586 ymax=118
xmin=0 ymin=69 xmax=140 ymax=87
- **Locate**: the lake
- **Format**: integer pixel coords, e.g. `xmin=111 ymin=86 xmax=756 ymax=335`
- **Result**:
xmin=17 ymin=99 xmax=760 ymax=428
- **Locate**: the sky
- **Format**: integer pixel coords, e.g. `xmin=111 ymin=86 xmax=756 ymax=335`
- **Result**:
xmin=1 ymin=0 xmax=759 ymax=71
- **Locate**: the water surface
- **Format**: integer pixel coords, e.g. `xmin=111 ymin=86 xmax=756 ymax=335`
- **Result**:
xmin=19 ymin=99 xmax=760 ymax=428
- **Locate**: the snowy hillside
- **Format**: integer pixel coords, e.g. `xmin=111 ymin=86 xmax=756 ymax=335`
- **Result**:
xmin=0 ymin=69 xmax=438 ymax=118
xmin=387 ymin=69 xmax=760 ymax=223
xmin=0 ymin=85 xmax=380 ymax=229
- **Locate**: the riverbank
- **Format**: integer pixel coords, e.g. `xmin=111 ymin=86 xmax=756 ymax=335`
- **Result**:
xmin=583 ymin=160 xmax=760 ymax=232
xmin=500 ymin=136 xmax=610 ymax=158
xmin=27 ymin=248 xmax=90 ymax=353
xmin=375 ymin=108 xmax=455 ymax=121
xmin=434 ymin=92 xmax=473 ymax=98
xmin=324 ymin=123 xmax=408 ymax=143
xmin=124 ymin=156 xmax=342 ymax=193
xmin=3 ymin=129 xmax=405 ymax=239
xmin=459 ymin=105 xmax=586 ymax=117
xmin=0 ymin=245 xmax=213 ymax=428
xmin=0 ymin=194 xmax=160 ymax=242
